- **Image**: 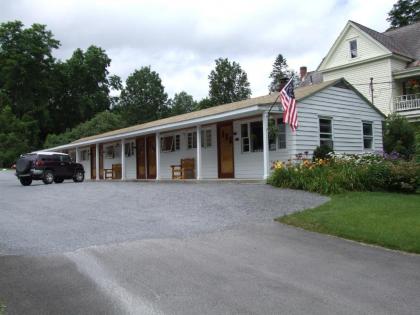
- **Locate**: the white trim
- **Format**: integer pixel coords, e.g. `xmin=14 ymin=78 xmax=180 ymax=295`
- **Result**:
xmin=121 ymin=139 xmax=126 ymax=180
xmin=262 ymin=112 xmax=269 ymax=180
xmin=155 ymin=133 xmax=161 ymax=180
xmin=196 ymin=125 xmax=202 ymax=180
xmin=95 ymin=144 xmax=99 ymax=181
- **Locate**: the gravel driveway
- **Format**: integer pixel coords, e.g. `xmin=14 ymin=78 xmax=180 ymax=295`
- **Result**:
xmin=0 ymin=170 xmax=327 ymax=255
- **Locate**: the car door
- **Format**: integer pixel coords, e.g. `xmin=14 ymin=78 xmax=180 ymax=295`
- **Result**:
xmin=59 ymin=155 xmax=73 ymax=178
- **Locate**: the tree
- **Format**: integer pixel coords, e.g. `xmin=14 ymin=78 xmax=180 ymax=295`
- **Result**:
xmin=117 ymin=67 xmax=168 ymax=125
xmin=268 ymin=54 xmax=293 ymax=92
xmin=48 ymin=46 xmax=121 ymax=134
xmin=387 ymin=0 xmax=420 ymax=29
xmin=0 ymin=21 xmax=60 ymax=145
xmin=44 ymin=111 xmax=126 ymax=148
xmin=169 ymin=91 xmax=197 ymax=115
xmin=208 ymin=58 xmax=251 ymax=106
xmin=197 ymin=97 xmax=217 ymax=110
xmin=383 ymin=114 xmax=416 ymax=159
xmin=0 ymin=106 xmax=36 ymax=167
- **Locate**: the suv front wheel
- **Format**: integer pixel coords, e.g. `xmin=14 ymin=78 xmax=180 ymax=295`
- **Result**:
xmin=19 ymin=177 xmax=32 ymax=186
xmin=42 ymin=170 xmax=54 ymax=185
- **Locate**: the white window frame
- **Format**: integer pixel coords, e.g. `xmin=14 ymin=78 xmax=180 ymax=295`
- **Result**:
xmin=349 ymin=39 xmax=358 ymax=59
xmin=362 ymin=121 xmax=374 ymax=150
xmin=319 ymin=117 xmax=334 ymax=148
xmin=124 ymin=141 xmax=135 ymax=157
xmin=80 ymin=149 xmax=89 ymax=161
xmin=104 ymin=145 xmax=115 ymax=159
xmin=161 ymin=134 xmax=181 ymax=153
xmin=187 ymin=131 xmax=197 ymax=149
xmin=201 ymin=128 xmax=212 ymax=148
xmin=277 ymin=118 xmax=287 ymax=149
xmin=241 ymin=123 xmax=250 ymax=153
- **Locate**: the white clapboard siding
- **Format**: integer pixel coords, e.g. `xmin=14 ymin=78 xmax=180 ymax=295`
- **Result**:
xmin=78 ymin=146 xmax=91 ymax=179
xmin=125 ymin=139 xmax=137 ymax=180
xmin=296 ymin=86 xmax=383 ymax=154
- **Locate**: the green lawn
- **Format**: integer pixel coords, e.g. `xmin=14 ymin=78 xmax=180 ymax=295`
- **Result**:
xmin=277 ymin=192 xmax=420 ymax=254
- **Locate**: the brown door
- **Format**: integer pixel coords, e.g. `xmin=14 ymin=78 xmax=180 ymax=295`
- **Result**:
xmin=146 ymin=135 xmax=156 ymax=179
xmin=90 ymin=145 xmax=96 ymax=179
xmin=99 ymin=144 xmax=104 ymax=180
xmin=218 ymin=122 xmax=234 ymax=178
xmin=136 ymin=136 xmax=146 ymax=179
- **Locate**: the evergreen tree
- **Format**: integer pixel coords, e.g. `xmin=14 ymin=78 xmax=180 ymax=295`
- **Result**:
xmin=268 ymin=54 xmax=293 ymax=92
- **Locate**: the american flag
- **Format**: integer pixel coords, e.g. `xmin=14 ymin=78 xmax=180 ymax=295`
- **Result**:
xmin=280 ymin=78 xmax=298 ymax=132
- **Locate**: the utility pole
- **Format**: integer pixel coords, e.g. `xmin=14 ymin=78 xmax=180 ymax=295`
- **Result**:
xmin=369 ymin=77 xmax=374 ymax=105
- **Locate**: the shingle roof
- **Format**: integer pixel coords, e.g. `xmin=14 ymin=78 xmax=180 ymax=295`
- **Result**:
xmin=351 ymin=20 xmax=420 ymax=60
xmin=71 ymin=79 xmax=343 ymax=144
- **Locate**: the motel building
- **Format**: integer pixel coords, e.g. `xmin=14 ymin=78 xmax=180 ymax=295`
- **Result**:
xmin=48 ymin=79 xmax=385 ymax=181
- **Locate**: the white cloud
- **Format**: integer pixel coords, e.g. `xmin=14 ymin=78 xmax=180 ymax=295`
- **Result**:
xmin=0 ymin=0 xmax=396 ymax=99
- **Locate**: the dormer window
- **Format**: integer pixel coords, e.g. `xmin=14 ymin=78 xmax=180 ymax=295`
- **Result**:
xmin=349 ymin=39 xmax=358 ymax=58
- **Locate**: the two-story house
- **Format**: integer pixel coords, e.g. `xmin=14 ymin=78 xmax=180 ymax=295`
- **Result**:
xmin=317 ymin=20 xmax=420 ymax=121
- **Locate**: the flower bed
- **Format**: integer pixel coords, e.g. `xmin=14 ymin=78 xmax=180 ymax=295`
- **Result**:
xmin=268 ymin=152 xmax=420 ymax=195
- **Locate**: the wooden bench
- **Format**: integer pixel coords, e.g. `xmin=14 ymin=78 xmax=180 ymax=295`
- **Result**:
xmin=171 ymin=158 xmax=195 ymax=179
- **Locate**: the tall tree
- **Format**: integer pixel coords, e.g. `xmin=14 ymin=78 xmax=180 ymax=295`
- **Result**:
xmin=268 ymin=54 xmax=293 ymax=92
xmin=169 ymin=91 xmax=197 ymax=115
xmin=208 ymin=58 xmax=251 ymax=105
xmin=0 ymin=21 xmax=59 ymax=145
xmin=48 ymin=46 xmax=121 ymax=134
xmin=118 ymin=66 xmax=168 ymax=125
xmin=387 ymin=0 xmax=420 ymax=29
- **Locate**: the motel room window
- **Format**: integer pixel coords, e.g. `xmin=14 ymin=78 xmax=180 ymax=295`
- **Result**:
xmin=104 ymin=146 xmax=115 ymax=159
xmin=201 ymin=129 xmax=212 ymax=148
xmin=277 ymin=118 xmax=286 ymax=149
xmin=349 ymin=39 xmax=358 ymax=58
xmin=174 ymin=134 xmax=180 ymax=150
xmin=187 ymin=132 xmax=197 ymax=149
xmin=362 ymin=122 xmax=373 ymax=149
xmin=80 ymin=150 xmax=89 ymax=161
xmin=241 ymin=123 xmax=250 ymax=152
xmin=319 ymin=118 xmax=333 ymax=148
xmin=161 ymin=135 xmax=180 ymax=152
xmin=250 ymin=121 xmax=263 ymax=152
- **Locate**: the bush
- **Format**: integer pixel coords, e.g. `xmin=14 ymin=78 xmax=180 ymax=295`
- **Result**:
xmin=268 ymin=153 xmax=420 ymax=195
xmin=312 ymin=144 xmax=333 ymax=161
xmin=383 ymin=114 xmax=416 ymax=159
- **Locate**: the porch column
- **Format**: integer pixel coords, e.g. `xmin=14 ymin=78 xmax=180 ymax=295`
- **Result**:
xmin=262 ymin=111 xmax=269 ymax=179
xmin=95 ymin=143 xmax=100 ymax=181
xmin=155 ymin=133 xmax=161 ymax=180
xmin=75 ymin=147 xmax=80 ymax=163
xmin=196 ymin=125 xmax=202 ymax=180
xmin=121 ymin=138 xmax=126 ymax=181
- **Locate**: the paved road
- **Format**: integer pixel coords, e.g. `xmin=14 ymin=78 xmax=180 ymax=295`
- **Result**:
xmin=1 ymin=170 xmax=420 ymax=314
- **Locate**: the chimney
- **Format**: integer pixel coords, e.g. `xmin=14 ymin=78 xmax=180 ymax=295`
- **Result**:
xmin=300 ymin=66 xmax=308 ymax=81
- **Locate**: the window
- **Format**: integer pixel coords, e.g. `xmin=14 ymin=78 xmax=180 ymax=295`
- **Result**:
xmin=241 ymin=123 xmax=250 ymax=152
xmin=80 ymin=150 xmax=89 ymax=161
xmin=161 ymin=136 xmax=173 ymax=152
xmin=201 ymin=129 xmax=212 ymax=148
xmin=60 ymin=155 xmax=71 ymax=163
xmin=174 ymin=134 xmax=180 ymax=150
xmin=269 ymin=119 xmax=276 ymax=151
xmin=319 ymin=118 xmax=333 ymax=148
xmin=277 ymin=118 xmax=286 ymax=149
xmin=125 ymin=142 xmax=134 ymax=157
xmin=349 ymin=39 xmax=358 ymax=58
xmin=363 ymin=122 xmax=373 ymax=149
xmin=105 ymin=146 xmax=115 ymax=159
xmin=250 ymin=121 xmax=263 ymax=152
xmin=187 ymin=132 xmax=197 ymax=149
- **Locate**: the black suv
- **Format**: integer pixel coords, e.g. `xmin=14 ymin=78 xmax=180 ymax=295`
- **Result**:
xmin=15 ymin=152 xmax=85 ymax=186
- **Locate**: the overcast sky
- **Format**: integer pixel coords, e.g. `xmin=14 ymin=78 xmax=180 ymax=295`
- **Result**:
xmin=1 ymin=0 xmax=396 ymax=100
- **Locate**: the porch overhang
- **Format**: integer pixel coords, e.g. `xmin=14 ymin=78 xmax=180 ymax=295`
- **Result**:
xmin=49 ymin=104 xmax=281 ymax=151
xmin=393 ymin=66 xmax=420 ymax=80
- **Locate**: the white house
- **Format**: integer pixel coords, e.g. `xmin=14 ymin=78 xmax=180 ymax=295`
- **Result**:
xmin=317 ymin=20 xmax=420 ymax=121
xmin=49 ymin=78 xmax=385 ymax=181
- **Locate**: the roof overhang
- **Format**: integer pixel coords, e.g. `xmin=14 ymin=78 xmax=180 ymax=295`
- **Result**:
xmin=48 ymin=104 xmax=278 ymax=151
xmin=393 ymin=66 xmax=420 ymax=79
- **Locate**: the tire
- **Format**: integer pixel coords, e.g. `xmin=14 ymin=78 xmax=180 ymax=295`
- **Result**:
xmin=19 ymin=177 xmax=32 ymax=186
xmin=42 ymin=170 xmax=54 ymax=185
xmin=73 ymin=170 xmax=84 ymax=183
xmin=54 ymin=177 xmax=64 ymax=184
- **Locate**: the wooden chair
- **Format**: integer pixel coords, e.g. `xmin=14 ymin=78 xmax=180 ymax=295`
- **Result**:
xmin=104 ymin=169 xmax=113 ymax=180
xmin=171 ymin=164 xmax=182 ymax=179
xmin=112 ymin=164 xmax=122 ymax=179
xmin=171 ymin=158 xmax=195 ymax=179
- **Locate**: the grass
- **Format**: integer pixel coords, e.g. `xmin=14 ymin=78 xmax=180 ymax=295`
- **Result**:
xmin=277 ymin=192 xmax=420 ymax=254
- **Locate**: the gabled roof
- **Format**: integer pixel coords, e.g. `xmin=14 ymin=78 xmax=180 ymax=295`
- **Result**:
xmin=351 ymin=20 xmax=420 ymax=60
xmin=66 ymin=78 xmax=382 ymax=147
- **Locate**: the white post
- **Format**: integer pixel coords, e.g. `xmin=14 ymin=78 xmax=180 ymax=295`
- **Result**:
xmin=196 ymin=125 xmax=202 ymax=180
xmin=95 ymin=143 xmax=100 ymax=181
xmin=121 ymin=138 xmax=126 ymax=181
xmin=262 ymin=111 xmax=269 ymax=180
xmin=75 ymin=147 xmax=80 ymax=163
xmin=155 ymin=133 xmax=161 ymax=180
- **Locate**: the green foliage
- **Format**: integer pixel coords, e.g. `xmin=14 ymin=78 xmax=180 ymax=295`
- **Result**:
xmin=0 ymin=106 xmax=35 ymax=167
xmin=268 ymin=153 xmax=420 ymax=195
xmin=208 ymin=58 xmax=251 ymax=106
xmin=383 ymin=114 xmax=416 ymax=159
xmin=278 ymin=192 xmax=420 ymax=254
xmin=416 ymin=131 xmax=420 ymax=163
xmin=312 ymin=144 xmax=333 ymax=161
xmin=117 ymin=66 xmax=168 ymax=125
xmin=44 ymin=111 xmax=126 ymax=148
xmin=169 ymin=91 xmax=197 ymax=115
xmin=268 ymin=54 xmax=292 ymax=92
xmin=196 ymin=97 xmax=217 ymax=110
xmin=387 ymin=0 xmax=420 ymax=29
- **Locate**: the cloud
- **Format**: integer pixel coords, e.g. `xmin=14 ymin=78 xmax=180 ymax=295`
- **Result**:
xmin=0 ymin=0 xmax=395 ymax=99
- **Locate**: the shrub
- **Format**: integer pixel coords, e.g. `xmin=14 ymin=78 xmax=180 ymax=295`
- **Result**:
xmin=268 ymin=153 xmax=420 ymax=195
xmin=312 ymin=144 xmax=333 ymax=161
xmin=383 ymin=114 xmax=416 ymax=160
